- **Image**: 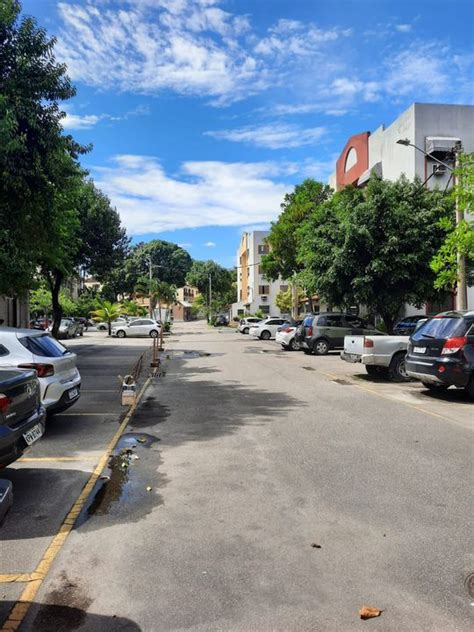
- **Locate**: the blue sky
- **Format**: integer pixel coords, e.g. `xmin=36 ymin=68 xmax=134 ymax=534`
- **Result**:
xmin=23 ymin=0 xmax=474 ymax=267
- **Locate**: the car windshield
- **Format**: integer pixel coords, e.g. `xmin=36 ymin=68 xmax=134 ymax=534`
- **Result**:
xmin=20 ymin=334 xmax=69 ymax=357
xmin=412 ymin=317 xmax=464 ymax=340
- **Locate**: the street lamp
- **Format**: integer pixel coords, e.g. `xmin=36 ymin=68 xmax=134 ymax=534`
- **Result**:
xmin=396 ymin=138 xmax=467 ymax=310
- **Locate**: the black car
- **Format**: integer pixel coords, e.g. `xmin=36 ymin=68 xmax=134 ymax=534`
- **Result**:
xmin=393 ymin=315 xmax=427 ymax=336
xmin=0 ymin=369 xmax=46 ymax=467
xmin=406 ymin=310 xmax=474 ymax=398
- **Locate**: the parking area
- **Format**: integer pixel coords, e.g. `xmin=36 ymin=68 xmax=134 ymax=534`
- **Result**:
xmin=239 ymin=332 xmax=473 ymax=429
xmin=0 ymin=332 xmax=154 ymax=622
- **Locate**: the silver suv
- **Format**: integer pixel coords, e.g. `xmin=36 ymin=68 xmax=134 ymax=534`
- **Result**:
xmin=238 ymin=317 xmax=262 ymax=334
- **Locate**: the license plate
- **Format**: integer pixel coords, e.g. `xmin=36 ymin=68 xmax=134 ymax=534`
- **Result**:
xmin=68 ymin=387 xmax=79 ymax=400
xmin=413 ymin=346 xmax=425 ymax=354
xmin=23 ymin=423 xmax=43 ymax=446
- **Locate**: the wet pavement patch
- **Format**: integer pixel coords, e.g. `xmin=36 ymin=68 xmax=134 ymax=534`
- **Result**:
xmin=131 ymin=398 xmax=171 ymax=428
xmin=32 ymin=571 xmax=92 ymax=631
xmin=76 ymin=433 xmax=165 ymax=528
xmin=180 ymin=350 xmax=211 ymax=358
xmin=332 ymin=378 xmax=352 ymax=386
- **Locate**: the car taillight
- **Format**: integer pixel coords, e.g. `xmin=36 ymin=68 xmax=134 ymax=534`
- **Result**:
xmin=441 ymin=336 xmax=467 ymax=355
xmin=18 ymin=363 xmax=55 ymax=377
xmin=364 ymin=338 xmax=374 ymax=348
xmin=281 ymin=327 xmax=292 ymax=333
xmin=0 ymin=394 xmax=10 ymax=414
xmin=307 ymin=326 xmax=313 ymax=336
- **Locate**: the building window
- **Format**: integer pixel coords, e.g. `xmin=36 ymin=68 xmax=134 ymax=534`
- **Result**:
xmin=259 ymin=305 xmax=270 ymax=314
xmin=237 ymin=309 xmax=244 ymax=315
xmin=258 ymin=244 xmax=269 ymax=254
xmin=259 ymin=285 xmax=270 ymax=295
xmin=280 ymin=285 xmax=289 ymax=292
xmin=258 ymin=265 xmax=264 ymax=274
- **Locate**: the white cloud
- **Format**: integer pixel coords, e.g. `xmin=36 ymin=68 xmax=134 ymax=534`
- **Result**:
xmin=395 ymin=24 xmax=412 ymax=33
xmin=61 ymin=104 xmax=150 ymax=130
xmin=178 ymin=242 xmax=193 ymax=248
xmin=205 ymin=123 xmax=326 ymax=149
xmin=204 ymin=241 xmax=216 ymax=247
xmin=385 ymin=43 xmax=450 ymax=96
xmin=94 ymin=155 xmax=291 ymax=234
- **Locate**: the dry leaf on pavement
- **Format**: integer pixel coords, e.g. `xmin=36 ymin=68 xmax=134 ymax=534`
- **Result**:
xmin=359 ymin=606 xmax=382 ymax=620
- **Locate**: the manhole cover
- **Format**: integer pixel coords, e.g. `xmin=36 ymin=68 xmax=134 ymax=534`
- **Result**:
xmin=465 ymin=573 xmax=474 ymax=598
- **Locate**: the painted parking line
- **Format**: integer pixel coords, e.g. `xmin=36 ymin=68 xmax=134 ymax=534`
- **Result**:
xmin=0 ymin=376 xmax=153 ymax=632
xmin=19 ymin=457 xmax=98 ymax=463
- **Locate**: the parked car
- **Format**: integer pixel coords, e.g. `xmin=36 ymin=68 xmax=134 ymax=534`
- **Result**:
xmin=29 ymin=317 xmax=50 ymax=331
xmin=48 ymin=318 xmax=77 ymax=339
xmin=249 ymin=317 xmax=291 ymax=340
xmin=69 ymin=318 xmax=85 ymax=336
xmin=0 ymin=368 xmax=46 ymax=467
xmin=275 ymin=320 xmax=303 ymax=351
xmin=299 ymin=313 xmax=384 ymax=356
xmin=341 ymin=319 xmax=428 ymax=381
xmin=238 ymin=317 xmax=263 ymax=334
xmin=214 ymin=315 xmax=229 ymax=326
xmin=0 ymin=328 xmax=81 ymax=414
xmin=406 ymin=310 xmax=474 ymax=398
xmin=112 ymin=318 xmax=162 ymax=338
xmin=393 ymin=315 xmax=427 ymax=336
xmin=95 ymin=317 xmax=128 ymax=331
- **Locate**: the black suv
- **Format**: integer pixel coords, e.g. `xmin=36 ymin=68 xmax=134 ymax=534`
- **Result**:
xmin=406 ymin=310 xmax=474 ymax=398
xmin=299 ymin=312 xmax=383 ymax=356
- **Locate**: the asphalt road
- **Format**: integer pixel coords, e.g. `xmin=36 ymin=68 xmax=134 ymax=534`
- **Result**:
xmin=2 ymin=322 xmax=472 ymax=631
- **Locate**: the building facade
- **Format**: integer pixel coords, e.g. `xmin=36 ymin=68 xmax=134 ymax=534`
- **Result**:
xmin=328 ymin=102 xmax=474 ymax=313
xmin=172 ymin=285 xmax=199 ymax=321
xmin=232 ymin=231 xmax=288 ymax=318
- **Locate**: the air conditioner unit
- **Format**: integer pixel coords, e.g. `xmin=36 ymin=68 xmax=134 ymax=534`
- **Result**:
xmin=433 ymin=164 xmax=447 ymax=176
xmin=261 ymin=296 xmax=268 ymax=301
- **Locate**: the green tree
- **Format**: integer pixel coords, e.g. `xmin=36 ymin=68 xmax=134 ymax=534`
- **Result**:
xmin=125 ymin=240 xmax=192 ymax=291
xmin=90 ymin=301 xmax=123 ymax=336
xmin=299 ymin=176 xmax=453 ymax=333
xmin=186 ymin=261 xmax=234 ymax=319
xmin=30 ymin=287 xmax=52 ymax=316
xmin=275 ymin=285 xmax=304 ymax=315
xmin=261 ymin=179 xmax=332 ymax=308
xmin=430 ymin=153 xmax=474 ymax=291
xmin=0 ymin=0 xmax=84 ymax=296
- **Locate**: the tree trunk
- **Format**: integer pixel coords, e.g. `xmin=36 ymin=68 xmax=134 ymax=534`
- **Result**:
xmin=108 ymin=320 xmax=112 ymax=336
xmin=48 ymin=270 xmax=63 ymax=339
xmin=379 ymin=310 xmax=396 ymax=335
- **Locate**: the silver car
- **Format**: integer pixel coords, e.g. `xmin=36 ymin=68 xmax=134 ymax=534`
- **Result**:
xmin=238 ymin=317 xmax=262 ymax=334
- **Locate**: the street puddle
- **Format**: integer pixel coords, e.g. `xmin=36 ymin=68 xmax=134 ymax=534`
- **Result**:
xmin=76 ymin=433 xmax=164 ymax=527
xmin=181 ymin=350 xmax=211 ymax=358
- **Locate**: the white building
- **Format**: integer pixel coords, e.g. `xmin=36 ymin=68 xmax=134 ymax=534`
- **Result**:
xmin=231 ymin=231 xmax=288 ymax=318
xmin=328 ymin=102 xmax=474 ymax=312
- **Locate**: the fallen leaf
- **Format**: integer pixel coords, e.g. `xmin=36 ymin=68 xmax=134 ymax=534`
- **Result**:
xmin=310 ymin=543 xmax=322 ymax=549
xmin=359 ymin=606 xmax=382 ymax=620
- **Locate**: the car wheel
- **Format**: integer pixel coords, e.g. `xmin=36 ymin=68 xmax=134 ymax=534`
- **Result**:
xmin=98 ymin=325 xmax=106 ymax=331
xmin=388 ymin=352 xmax=410 ymax=382
xmin=365 ymin=365 xmax=387 ymax=377
xmin=289 ymin=338 xmax=300 ymax=351
xmin=313 ymin=339 xmax=329 ymax=355
xmin=465 ymin=375 xmax=474 ymax=400
xmin=260 ymin=330 xmax=271 ymax=341
xmin=116 ymin=330 xmax=126 ymax=338
xmin=243 ymin=327 xmax=249 ymax=334
xmin=149 ymin=330 xmax=159 ymax=338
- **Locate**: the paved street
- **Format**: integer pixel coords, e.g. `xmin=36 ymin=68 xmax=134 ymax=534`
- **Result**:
xmin=1 ymin=321 xmax=473 ymax=631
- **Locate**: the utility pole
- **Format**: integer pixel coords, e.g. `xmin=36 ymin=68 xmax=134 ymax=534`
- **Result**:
xmin=147 ymin=257 xmax=153 ymax=318
xmin=291 ymin=272 xmax=299 ymax=320
xmin=454 ymin=142 xmax=468 ymax=310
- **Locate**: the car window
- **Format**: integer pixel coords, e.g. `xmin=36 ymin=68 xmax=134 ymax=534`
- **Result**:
xmin=318 ymin=315 xmax=343 ymax=327
xmin=20 ymin=334 xmax=68 ymax=357
xmin=303 ymin=316 xmax=313 ymax=327
xmin=412 ymin=317 xmax=465 ymax=340
xmin=345 ymin=315 xmax=366 ymax=328
xmin=129 ymin=320 xmax=144 ymax=326
xmin=0 ymin=344 xmax=9 ymax=356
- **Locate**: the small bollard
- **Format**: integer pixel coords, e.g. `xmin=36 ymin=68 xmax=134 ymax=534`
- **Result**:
xmin=121 ymin=374 xmax=137 ymax=406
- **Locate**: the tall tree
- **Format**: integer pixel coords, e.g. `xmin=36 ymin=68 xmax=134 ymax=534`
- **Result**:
xmin=0 ymin=0 xmax=84 ymax=295
xmin=125 ymin=240 xmax=192 ymax=291
xmin=299 ymin=176 xmax=453 ymax=332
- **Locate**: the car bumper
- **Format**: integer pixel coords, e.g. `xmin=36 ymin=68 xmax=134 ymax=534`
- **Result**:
xmin=0 ymin=405 xmax=46 ymax=468
xmin=406 ymin=356 xmax=470 ymax=387
xmin=46 ymin=382 xmax=81 ymax=414
xmin=340 ymin=351 xmax=362 ymax=363
xmin=40 ymin=370 xmax=81 ymax=410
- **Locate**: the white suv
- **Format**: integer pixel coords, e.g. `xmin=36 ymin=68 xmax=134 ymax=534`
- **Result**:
xmin=248 ymin=317 xmax=291 ymax=340
xmin=0 ymin=327 xmax=81 ymax=414
xmin=238 ymin=317 xmax=262 ymax=334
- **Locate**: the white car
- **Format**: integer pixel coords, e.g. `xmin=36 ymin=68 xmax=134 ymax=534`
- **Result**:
xmin=248 ymin=317 xmax=291 ymax=340
xmin=275 ymin=321 xmax=303 ymax=351
xmin=237 ymin=317 xmax=262 ymax=334
xmin=95 ymin=317 xmax=128 ymax=331
xmin=112 ymin=318 xmax=162 ymax=338
xmin=0 ymin=327 xmax=81 ymax=414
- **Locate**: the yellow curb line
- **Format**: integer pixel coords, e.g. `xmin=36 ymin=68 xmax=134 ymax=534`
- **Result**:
xmin=0 ymin=574 xmax=42 ymax=584
xmin=1 ymin=375 xmax=153 ymax=632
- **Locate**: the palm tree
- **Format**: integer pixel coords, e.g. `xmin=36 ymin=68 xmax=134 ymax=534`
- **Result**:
xmin=90 ymin=301 xmax=123 ymax=336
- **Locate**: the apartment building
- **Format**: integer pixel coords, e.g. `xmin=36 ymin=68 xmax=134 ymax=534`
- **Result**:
xmin=328 ymin=102 xmax=474 ymax=312
xmin=232 ymin=231 xmax=288 ymax=318
xmin=172 ymin=285 xmax=199 ymax=321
